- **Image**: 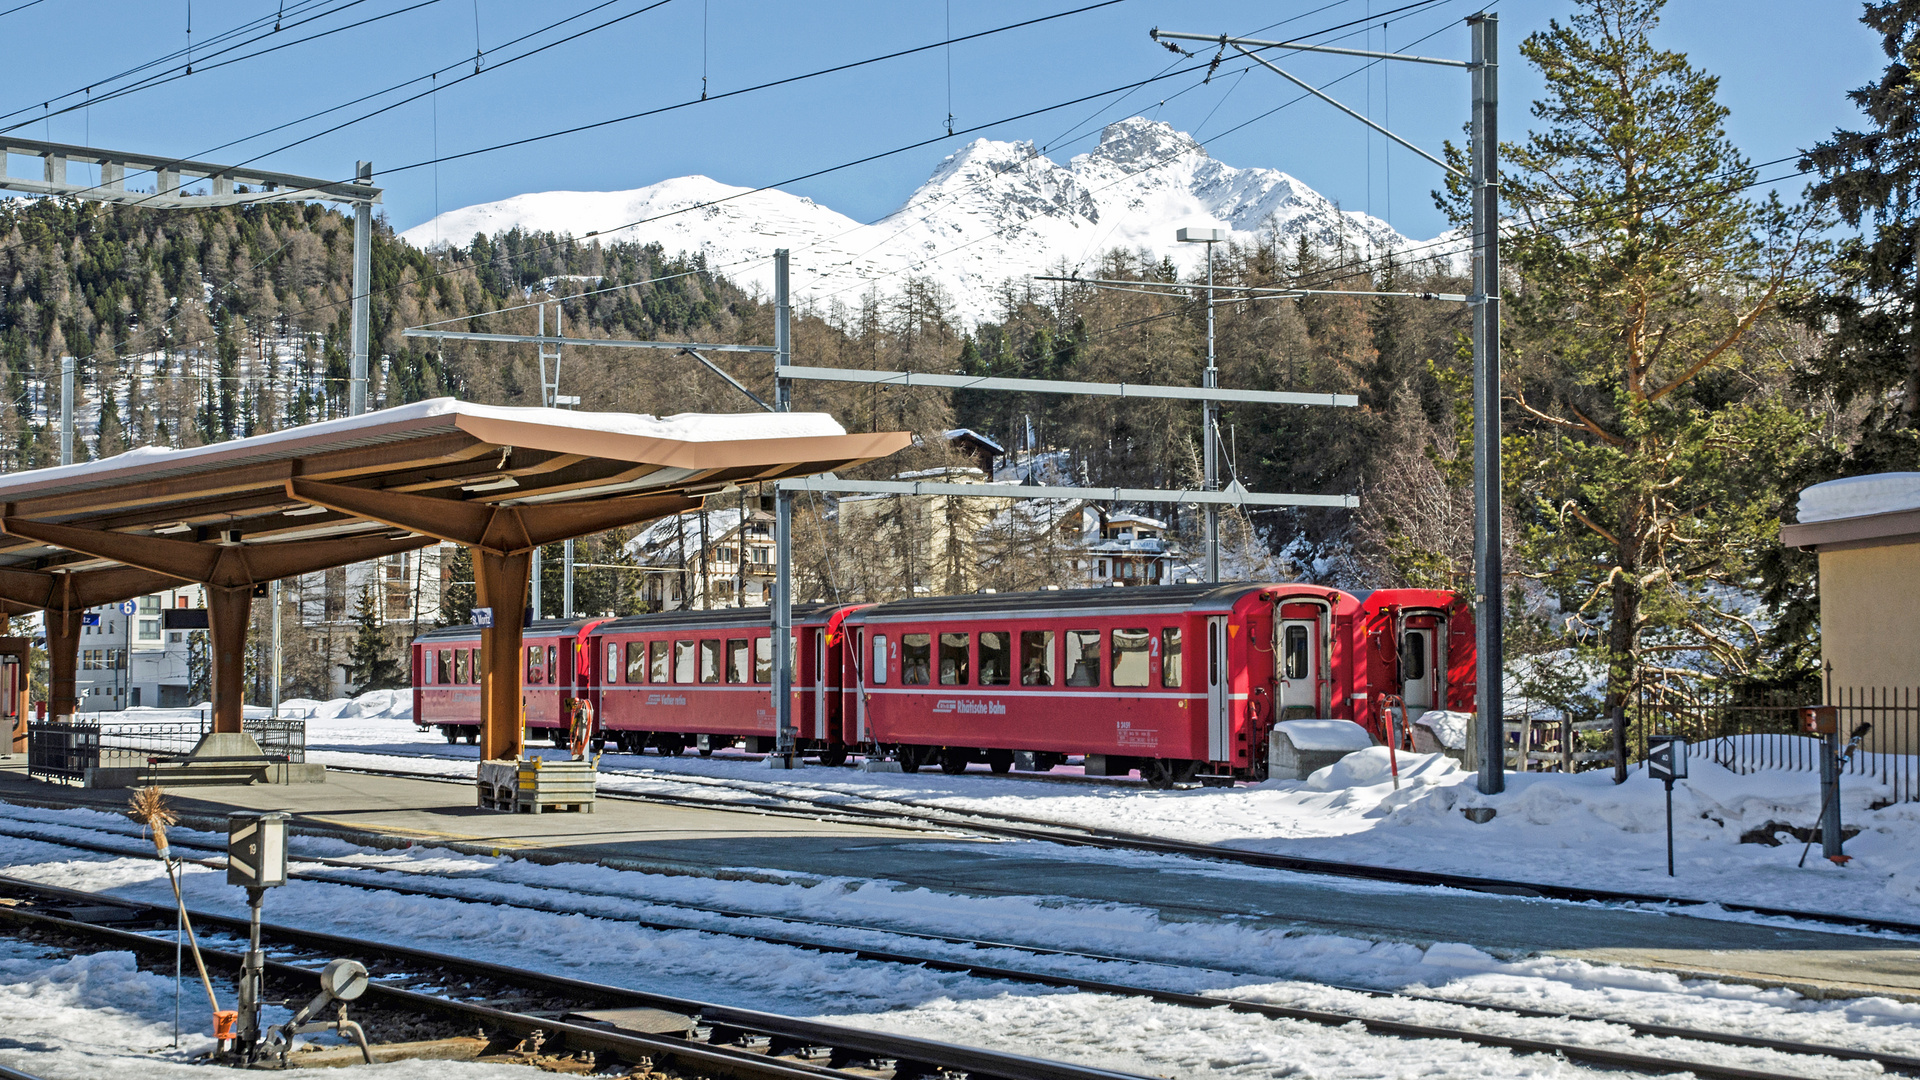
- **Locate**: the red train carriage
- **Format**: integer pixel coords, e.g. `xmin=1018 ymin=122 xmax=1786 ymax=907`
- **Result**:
xmin=412 ymin=618 xmax=604 ymax=745
xmin=837 ymin=584 xmax=1377 ymax=785
xmin=408 ymin=582 xmax=1475 ymax=781
xmin=588 ymin=603 xmax=865 ymax=761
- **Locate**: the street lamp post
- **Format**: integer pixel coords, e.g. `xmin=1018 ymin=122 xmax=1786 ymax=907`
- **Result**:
xmin=1177 ymin=227 xmax=1227 ymax=583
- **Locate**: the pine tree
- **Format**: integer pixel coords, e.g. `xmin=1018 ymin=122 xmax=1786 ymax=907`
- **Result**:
xmin=344 ymin=582 xmax=402 ymax=692
xmin=1464 ymin=0 xmax=1820 ymax=710
xmin=1795 ymin=1 xmax=1920 ymax=474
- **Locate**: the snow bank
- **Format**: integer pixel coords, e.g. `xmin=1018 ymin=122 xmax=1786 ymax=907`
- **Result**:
xmin=1797 ymin=471 xmax=1920 ymax=522
xmin=1274 ymin=719 xmax=1373 ymax=752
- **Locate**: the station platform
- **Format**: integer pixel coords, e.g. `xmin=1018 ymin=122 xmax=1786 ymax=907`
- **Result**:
xmin=1 ymin=758 xmax=1915 ymax=1002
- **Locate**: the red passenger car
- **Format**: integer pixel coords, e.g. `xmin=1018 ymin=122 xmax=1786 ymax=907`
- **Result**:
xmin=412 ymin=618 xmax=604 ymax=745
xmin=408 ymin=582 xmax=1475 ymax=783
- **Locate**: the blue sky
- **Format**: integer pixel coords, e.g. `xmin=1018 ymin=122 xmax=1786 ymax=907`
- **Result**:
xmin=0 ymin=1 xmax=1884 ymax=245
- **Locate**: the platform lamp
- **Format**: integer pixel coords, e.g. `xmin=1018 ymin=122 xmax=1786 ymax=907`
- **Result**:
xmin=1176 ymin=226 xmax=1228 ymax=583
xmin=228 ymin=811 xmax=289 ymax=1063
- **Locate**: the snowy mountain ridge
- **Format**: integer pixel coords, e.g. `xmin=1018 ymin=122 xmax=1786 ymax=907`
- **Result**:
xmin=400 ymin=118 xmax=1441 ymax=325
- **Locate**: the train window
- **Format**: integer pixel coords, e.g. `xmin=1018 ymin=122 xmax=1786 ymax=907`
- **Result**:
xmin=1161 ymin=628 xmax=1183 ymax=688
xmin=626 ymin=642 xmax=647 ymax=683
xmin=700 ymin=639 xmax=721 ymax=684
xmin=978 ymin=632 xmax=1011 ymax=686
xmin=901 ymin=634 xmax=931 ymax=685
xmin=938 ymin=633 xmax=970 ymax=685
xmin=469 ymin=649 xmax=479 ymax=683
xmin=526 ymin=646 xmax=543 ymax=684
xmin=1400 ymin=632 xmax=1426 ymax=681
xmin=1283 ymin=625 xmax=1310 ymax=680
xmin=650 ymin=640 xmax=670 ymax=683
xmin=608 ymin=643 xmax=620 ymax=682
xmin=1111 ymin=628 xmax=1150 ymax=687
xmin=454 ymin=649 xmax=468 ymax=684
xmin=548 ymin=646 xmax=558 ymax=684
xmin=674 ymin=640 xmax=696 ymax=683
xmin=872 ymin=635 xmax=889 ymax=684
xmin=754 ymin=637 xmax=773 ymax=683
xmin=790 ymin=634 xmax=799 ymax=679
xmin=437 ymin=649 xmax=453 ymax=685
xmin=1066 ymin=630 xmax=1101 ymax=686
xmin=726 ymin=638 xmax=750 ymax=684
xmin=1019 ymin=631 xmax=1055 ymax=686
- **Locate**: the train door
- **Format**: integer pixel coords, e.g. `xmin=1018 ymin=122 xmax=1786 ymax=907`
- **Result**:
xmin=815 ymin=632 xmax=828 ymax=741
xmin=1206 ymin=617 xmax=1228 ymax=761
xmin=1397 ymin=615 xmax=1445 ymax=713
xmin=1276 ymin=609 xmax=1323 ymax=718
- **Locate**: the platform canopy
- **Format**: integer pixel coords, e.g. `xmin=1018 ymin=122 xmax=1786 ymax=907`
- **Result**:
xmin=0 ymin=399 xmax=908 ymax=758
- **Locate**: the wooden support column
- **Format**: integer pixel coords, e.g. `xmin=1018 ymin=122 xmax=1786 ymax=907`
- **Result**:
xmin=207 ymin=584 xmax=253 ymax=735
xmin=473 ymin=547 xmax=530 ymax=762
xmin=46 ymin=607 xmax=80 ymax=721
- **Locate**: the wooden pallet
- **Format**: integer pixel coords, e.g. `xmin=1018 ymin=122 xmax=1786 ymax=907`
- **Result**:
xmin=477 ymin=758 xmax=597 ymax=813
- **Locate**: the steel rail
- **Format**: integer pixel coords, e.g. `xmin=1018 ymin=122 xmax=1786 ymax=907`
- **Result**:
xmin=0 ymin=875 xmax=1884 ymax=1080
xmin=0 ymin=880 xmax=1154 ymax=1080
xmin=572 ymin=766 xmax=1920 ymax=938
xmin=2 ymin=830 xmax=1913 ymax=1079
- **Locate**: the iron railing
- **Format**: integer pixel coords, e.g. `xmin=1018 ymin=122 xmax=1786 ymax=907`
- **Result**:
xmin=1635 ymin=685 xmax=1917 ymax=804
xmin=27 ymin=716 xmax=305 ymax=784
xmin=27 ymin=720 xmax=99 ymax=784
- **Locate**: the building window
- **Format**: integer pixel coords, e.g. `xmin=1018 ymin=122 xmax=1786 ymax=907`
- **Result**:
xmin=139 ymin=596 xmax=159 ymax=614
xmin=1097 ymin=559 xmax=1108 ymax=578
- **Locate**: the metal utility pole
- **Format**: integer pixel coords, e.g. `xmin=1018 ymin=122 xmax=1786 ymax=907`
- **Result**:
xmin=349 ymin=161 xmax=373 ymax=417
xmin=270 ymin=579 xmax=282 ymax=718
xmin=770 ymin=249 xmax=798 ymax=768
xmin=1469 ymin=13 xmax=1503 ymax=794
xmin=59 ymin=356 xmax=74 ymax=466
xmin=1152 ymin=18 xmax=1500 ymax=792
xmin=1177 ymin=228 xmax=1225 ymax=581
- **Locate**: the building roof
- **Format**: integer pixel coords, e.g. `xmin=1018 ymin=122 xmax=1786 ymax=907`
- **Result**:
xmin=1782 ymin=472 xmax=1920 ymax=551
xmin=944 ymin=427 xmax=1007 ymax=455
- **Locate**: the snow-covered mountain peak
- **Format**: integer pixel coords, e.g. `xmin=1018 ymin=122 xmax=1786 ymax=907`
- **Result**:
xmin=1074 ymin=117 xmax=1208 ymax=171
xmin=401 ymin=118 xmax=1446 ymax=324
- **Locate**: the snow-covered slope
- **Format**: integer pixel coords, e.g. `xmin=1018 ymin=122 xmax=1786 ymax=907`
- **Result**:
xmin=401 ymin=118 xmax=1438 ymax=324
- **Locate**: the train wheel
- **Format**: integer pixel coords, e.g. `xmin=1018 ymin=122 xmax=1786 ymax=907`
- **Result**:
xmin=465 ymin=727 xmax=479 ymax=745
xmin=938 ymin=747 xmax=972 ymax=775
xmin=661 ymin=735 xmax=686 ymax=757
xmin=895 ymin=745 xmax=922 ymax=773
xmin=818 ymin=745 xmax=849 ymax=768
xmin=985 ymin=749 xmax=1014 ymax=774
xmin=442 ymin=727 xmax=458 ymax=745
xmin=698 ymin=745 xmax=714 ymax=758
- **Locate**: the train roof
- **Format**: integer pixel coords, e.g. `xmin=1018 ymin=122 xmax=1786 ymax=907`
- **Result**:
xmin=595 ymin=602 xmax=845 ymax=635
xmin=847 ymin=582 xmax=1335 ymax=623
xmin=413 ymin=617 xmax=598 ymax=644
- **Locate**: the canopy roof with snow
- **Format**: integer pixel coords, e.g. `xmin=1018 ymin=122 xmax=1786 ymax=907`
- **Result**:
xmin=0 ymin=398 xmax=908 ymax=615
xmin=1782 ymin=472 xmax=1920 ymax=552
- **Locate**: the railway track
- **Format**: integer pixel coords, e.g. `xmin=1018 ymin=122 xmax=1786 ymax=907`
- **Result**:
xmin=0 ymin=825 xmax=1912 ymax=1079
xmin=0 ymin=875 xmax=1157 ymax=1080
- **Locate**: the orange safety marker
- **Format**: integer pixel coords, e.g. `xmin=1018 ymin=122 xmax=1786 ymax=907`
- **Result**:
xmin=213 ymin=1009 xmax=238 ymax=1044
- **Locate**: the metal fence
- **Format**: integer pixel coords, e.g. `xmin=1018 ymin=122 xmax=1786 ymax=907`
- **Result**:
xmin=1635 ymin=685 xmax=1917 ymax=804
xmin=27 ymin=720 xmax=98 ymax=784
xmin=25 ymin=715 xmax=305 ymax=784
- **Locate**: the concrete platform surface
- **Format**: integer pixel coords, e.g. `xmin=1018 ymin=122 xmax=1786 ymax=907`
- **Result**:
xmin=1 ymin=759 xmax=1915 ymax=1001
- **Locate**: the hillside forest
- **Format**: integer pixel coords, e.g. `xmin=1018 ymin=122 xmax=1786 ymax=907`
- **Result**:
xmin=0 ymin=0 xmax=1914 ymax=713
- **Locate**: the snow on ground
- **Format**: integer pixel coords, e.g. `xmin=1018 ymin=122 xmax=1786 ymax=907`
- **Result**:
xmin=295 ymin=695 xmax=1920 ymax=925
xmin=0 ymin=938 xmax=536 ymax=1079
xmin=0 ymin=812 xmax=1913 ymax=1079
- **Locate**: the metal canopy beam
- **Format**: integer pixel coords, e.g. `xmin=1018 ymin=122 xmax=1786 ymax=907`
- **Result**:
xmin=403 ymin=329 xmax=777 ymax=353
xmin=777 ymin=365 xmax=1358 ymax=407
xmin=0 ymin=135 xmax=381 ymax=208
xmin=777 ymin=476 xmax=1355 ymax=509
